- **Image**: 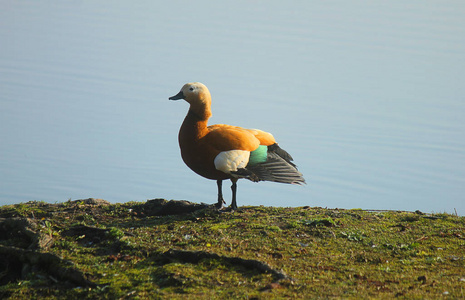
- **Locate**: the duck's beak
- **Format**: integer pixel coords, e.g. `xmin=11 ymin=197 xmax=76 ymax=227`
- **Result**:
xmin=169 ymin=91 xmax=184 ymax=100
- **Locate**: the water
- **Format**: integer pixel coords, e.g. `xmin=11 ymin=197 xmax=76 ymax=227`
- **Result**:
xmin=1 ymin=1 xmax=464 ymax=215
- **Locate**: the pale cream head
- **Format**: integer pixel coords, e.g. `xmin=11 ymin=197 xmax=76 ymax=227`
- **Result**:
xmin=169 ymin=82 xmax=212 ymax=120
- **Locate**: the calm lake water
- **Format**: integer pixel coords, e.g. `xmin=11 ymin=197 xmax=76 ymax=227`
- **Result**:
xmin=1 ymin=1 xmax=464 ymax=215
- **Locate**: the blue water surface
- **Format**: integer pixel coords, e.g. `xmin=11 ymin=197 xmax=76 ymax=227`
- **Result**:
xmin=1 ymin=1 xmax=464 ymax=215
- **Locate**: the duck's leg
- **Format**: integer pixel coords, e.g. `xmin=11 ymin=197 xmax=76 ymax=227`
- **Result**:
xmin=230 ymin=178 xmax=238 ymax=210
xmin=216 ymin=180 xmax=226 ymax=208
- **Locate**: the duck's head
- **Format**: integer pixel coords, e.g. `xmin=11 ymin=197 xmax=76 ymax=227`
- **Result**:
xmin=169 ymin=82 xmax=211 ymax=105
xmin=169 ymin=82 xmax=212 ymax=120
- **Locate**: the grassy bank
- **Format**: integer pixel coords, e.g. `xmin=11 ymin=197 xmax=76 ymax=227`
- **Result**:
xmin=0 ymin=199 xmax=464 ymax=299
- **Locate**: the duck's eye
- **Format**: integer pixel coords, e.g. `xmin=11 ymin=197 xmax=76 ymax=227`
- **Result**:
xmin=189 ymin=87 xmax=194 ymax=91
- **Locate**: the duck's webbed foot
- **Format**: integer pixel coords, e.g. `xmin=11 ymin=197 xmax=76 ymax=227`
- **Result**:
xmin=216 ymin=196 xmax=226 ymax=209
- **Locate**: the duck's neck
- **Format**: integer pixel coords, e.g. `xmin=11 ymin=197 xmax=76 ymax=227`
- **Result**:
xmin=179 ymin=108 xmax=210 ymax=141
xmin=190 ymin=98 xmax=212 ymax=121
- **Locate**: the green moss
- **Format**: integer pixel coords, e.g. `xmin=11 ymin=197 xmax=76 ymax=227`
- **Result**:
xmin=0 ymin=201 xmax=464 ymax=299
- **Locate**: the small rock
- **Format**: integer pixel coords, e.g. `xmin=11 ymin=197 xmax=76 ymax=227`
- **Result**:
xmin=74 ymin=198 xmax=110 ymax=206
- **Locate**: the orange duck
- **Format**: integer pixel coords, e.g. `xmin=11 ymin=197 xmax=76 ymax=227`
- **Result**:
xmin=169 ymin=82 xmax=305 ymax=210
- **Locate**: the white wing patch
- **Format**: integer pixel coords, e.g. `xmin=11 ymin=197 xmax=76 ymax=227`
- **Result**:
xmin=214 ymin=150 xmax=250 ymax=175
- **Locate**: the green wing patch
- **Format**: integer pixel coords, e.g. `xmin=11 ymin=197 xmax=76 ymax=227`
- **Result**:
xmin=248 ymin=145 xmax=268 ymax=165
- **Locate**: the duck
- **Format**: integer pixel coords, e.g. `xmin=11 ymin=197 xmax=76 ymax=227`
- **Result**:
xmin=169 ymin=82 xmax=305 ymax=210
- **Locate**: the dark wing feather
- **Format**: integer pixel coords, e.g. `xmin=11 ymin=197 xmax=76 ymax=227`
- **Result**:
xmin=232 ymin=144 xmax=305 ymax=184
xmin=268 ymin=143 xmax=295 ymax=166
xmin=246 ymin=151 xmax=305 ymax=184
